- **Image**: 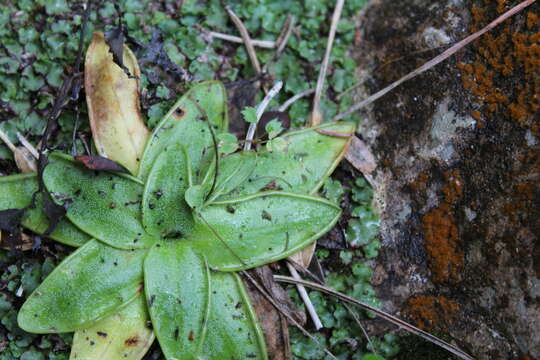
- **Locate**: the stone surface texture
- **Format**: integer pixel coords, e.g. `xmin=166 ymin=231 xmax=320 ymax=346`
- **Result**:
xmin=351 ymin=0 xmax=540 ymax=358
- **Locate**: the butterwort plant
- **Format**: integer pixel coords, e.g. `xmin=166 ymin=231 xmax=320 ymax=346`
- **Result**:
xmin=0 ymin=33 xmax=355 ymax=359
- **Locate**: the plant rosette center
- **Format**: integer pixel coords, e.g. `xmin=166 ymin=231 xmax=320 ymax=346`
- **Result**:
xmin=0 ymin=75 xmax=355 ymax=359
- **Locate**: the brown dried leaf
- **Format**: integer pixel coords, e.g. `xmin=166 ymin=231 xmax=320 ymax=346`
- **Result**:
xmin=245 ymin=266 xmax=306 ymax=360
xmin=0 ymin=231 xmax=33 ymax=251
xmin=344 ymin=136 xmax=376 ymax=174
xmin=85 ymin=32 xmax=149 ymax=175
xmin=75 ymin=155 xmax=126 ymax=173
xmin=288 ymin=243 xmax=316 ymax=269
xmin=14 ymin=147 xmax=37 ymax=173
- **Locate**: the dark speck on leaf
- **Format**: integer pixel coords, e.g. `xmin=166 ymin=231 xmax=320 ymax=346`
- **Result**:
xmin=261 ymin=210 xmax=272 ymax=221
xmin=226 ymin=205 xmax=235 ymax=214
xmin=235 ymin=302 xmax=242 ymax=309
xmin=97 ymin=331 xmax=107 ymax=337
xmin=113 ymin=261 xmax=118 ymax=266
xmin=109 ymin=203 xmax=116 ymax=209
xmin=154 ymin=190 xmax=163 ymax=199
xmin=97 ymin=190 xmax=106 ymax=196
xmin=175 ymin=327 xmax=180 ymax=340
xmin=149 ymin=295 xmax=156 ymax=307
xmin=74 ymin=189 xmax=82 ymax=196
xmin=149 ymin=203 xmax=156 ymax=210
xmin=90 ymin=341 xmax=95 ymax=346
xmin=188 ymin=330 xmax=194 ymax=341
xmin=124 ymin=336 xmax=140 ymax=347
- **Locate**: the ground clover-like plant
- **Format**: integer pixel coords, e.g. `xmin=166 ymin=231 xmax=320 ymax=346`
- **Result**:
xmin=0 ymin=33 xmax=355 ymax=359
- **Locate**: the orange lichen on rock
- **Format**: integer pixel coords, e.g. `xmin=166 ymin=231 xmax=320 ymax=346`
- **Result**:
xmin=409 ymin=172 xmax=430 ymax=192
xmin=422 ymin=170 xmax=464 ymax=283
xmin=442 ymin=170 xmax=463 ymax=204
xmin=527 ymin=12 xmax=539 ymax=30
xmin=405 ymin=295 xmax=460 ymax=330
xmin=458 ymin=1 xmax=540 ymax=131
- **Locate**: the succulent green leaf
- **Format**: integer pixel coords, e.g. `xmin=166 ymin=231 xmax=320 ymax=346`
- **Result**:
xmin=185 ymin=184 xmax=206 ymax=211
xmin=144 ymin=242 xmax=210 ymax=360
xmin=221 ymin=121 xmax=355 ymax=199
xmin=139 ymin=81 xmax=228 ymax=181
xmin=70 ymin=295 xmax=154 ymax=360
xmin=190 ymin=191 xmax=341 ymax=271
xmin=202 ymin=272 xmax=267 ymax=359
xmin=43 ymin=154 xmax=154 ymax=249
xmin=18 ymin=240 xmax=146 ymax=333
xmin=203 ymin=150 xmax=258 ymax=205
xmin=142 ymin=143 xmax=193 ymax=238
xmin=0 ymin=173 xmax=90 ymax=247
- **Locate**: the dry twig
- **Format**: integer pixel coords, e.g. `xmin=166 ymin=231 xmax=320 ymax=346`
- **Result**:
xmin=244 ymin=81 xmax=283 ymax=151
xmin=311 ymin=0 xmax=344 ymax=126
xmin=286 ymin=262 xmax=323 ymax=330
xmin=261 ymin=15 xmax=296 ymax=74
xmin=226 ymin=6 xmax=262 ymax=74
xmin=278 ymin=88 xmax=316 ymax=112
xmin=207 ymin=31 xmax=276 ymax=48
xmin=275 ymin=275 xmax=475 ymax=360
xmin=334 ymin=0 xmax=537 ymax=120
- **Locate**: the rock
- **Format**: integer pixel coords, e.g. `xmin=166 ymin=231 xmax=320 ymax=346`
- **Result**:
xmin=350 ymin=0 xmax=540 ymax=358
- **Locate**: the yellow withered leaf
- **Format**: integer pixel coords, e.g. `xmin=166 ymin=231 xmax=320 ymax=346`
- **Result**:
xmin=85 ymin=32 xmax=149 ymax=175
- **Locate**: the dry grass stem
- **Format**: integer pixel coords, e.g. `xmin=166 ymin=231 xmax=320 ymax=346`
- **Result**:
xmin=279 ymin=88 xmax=316 ymax=112
xmin=17 ymin=132 xmax=39 ymax=159
xmin=286 ymin=262 xmax=323 ymax=330
xmin=262 ymin=15 xmax=296 ymax=74
xmin=334 ymin=0 xmax=537 ymax=120
xmin=226 ymin=5 xmax=262 ymax=73
xmin=274 ymin=275 xmax=475 ymax=360
xmin=311 ymin=0 xmax=344 ymax=126
xmin=244 ymin=81 xmax=283 ymax=151
xmin=208 ymin=31 xmax=276 ymax=48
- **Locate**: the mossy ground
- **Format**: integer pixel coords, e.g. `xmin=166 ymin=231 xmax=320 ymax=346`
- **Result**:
xmin=0 ymin=1 xmax=395 ymax=359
